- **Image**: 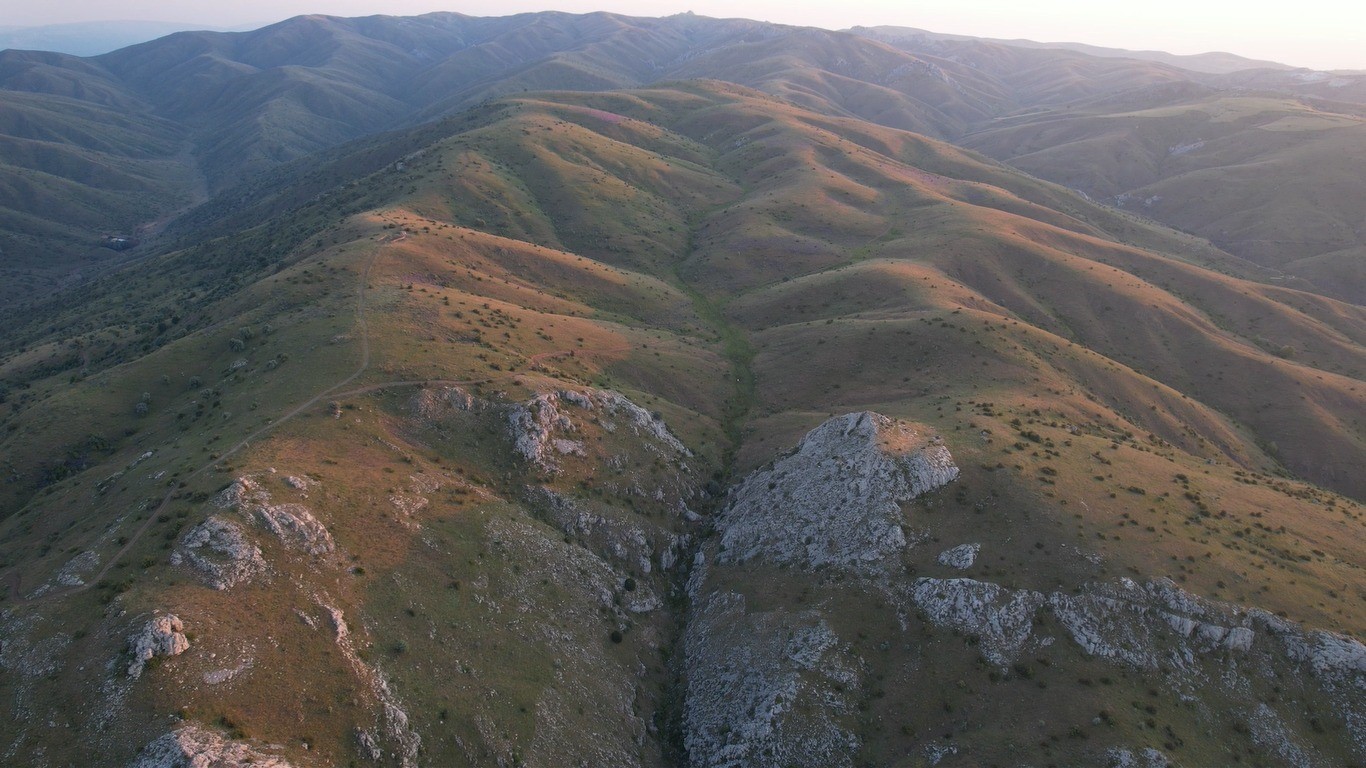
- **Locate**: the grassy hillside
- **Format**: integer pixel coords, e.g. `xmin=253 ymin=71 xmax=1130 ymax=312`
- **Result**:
xmin=0 ymin=82 xmax=1362 ymax=766
xmin=962 ymin=93 xmax=1366 ymax=302
xmin=4 ymin=10 xmax=1363 ymax=312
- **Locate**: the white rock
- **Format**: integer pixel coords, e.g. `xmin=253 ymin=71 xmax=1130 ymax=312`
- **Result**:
xmin=911 ymin=578 xmax=1043 ymax=665
xmin=683 ymin=592 xmax=858 ymax=768
xmin=717 ymin=412 xmax=958 ymax=572
xmin=172 ymin=517 xmax=266 ymax=590
xmin=253 ymin=503 xmax=334 ymax=555
xmin=54 ymin=550 xmax=100 ymax=587
xmin=937 ymin=543 xmax=979 ymax=569
xmin=127 ymin=615 xmax=189 ymax=679
xmin=217 ymin=477 xmax=334 ymax=555
xmin=409 ymin=386 xmax=477 ymax=420
xmin=129 ymin=724 xmax=292 ymax=768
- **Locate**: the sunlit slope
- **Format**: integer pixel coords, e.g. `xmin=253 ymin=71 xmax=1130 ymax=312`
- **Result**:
xmin=0 ymin=81 xmax=1362 ymax=766
xmin=964 ymin=94 xmax=1366 ymax=301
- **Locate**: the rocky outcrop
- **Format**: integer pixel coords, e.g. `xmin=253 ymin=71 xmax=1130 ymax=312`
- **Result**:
xmin=318 ymin=598 xmax=421 ymax=768
xmin=127 ymin=614 xmax=189 ymax=679
xmin=409 ymin=385 xmax=478 ymax=421
xmin=716 ymin=411 xmax=957 ymax=572
xmin=1106 ymin=747 xmax=1171 ymax=768
xmin=54 ymin=550 xmax=100 ymax=587
xmin=1254 ymin=610 xmax=1366 ymax=758
xmin=683 ymin=593 xmax=859 ymax=768
xmin=903 ymin=576 xmax=1267 ymax=670
xmin=594 ymin=391 xmax=691 ymax=456
xmin=171 ymin=517 xmax=266 ymax=590
xmin=253 ymin=503 xmax=334 ymax=555
xmin=532 ymin=487 xmax=690 ymax=576
xmin=681 ymin=408 xmax=1365 ymax=766
xmin=508 ymin=388 xmax=692 ymax=474
xmin=684 ymin=413 xmax=956 ymax=768
xmin=936 ymin=542 xmax=979 ymax=569
xmin=910 ymin=578 xmax=1045 ymax=665
xmin=906 ymin=575 xmax=1365 ymax=762
xmin=509 ymin=393 xmax=577 ymax=472
xmin=129 ymin=725 xmax=292 ymax=768
xmin=215 ymin=477 xmax=334 ymax=555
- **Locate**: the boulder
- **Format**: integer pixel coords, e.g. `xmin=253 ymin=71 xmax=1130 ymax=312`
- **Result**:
xmin=127 ymin=615 xmax=189 ymax=679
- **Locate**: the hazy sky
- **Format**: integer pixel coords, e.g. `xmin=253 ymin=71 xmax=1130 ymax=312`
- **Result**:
xmin=3 ymin=0 xmax=1364 ymax=71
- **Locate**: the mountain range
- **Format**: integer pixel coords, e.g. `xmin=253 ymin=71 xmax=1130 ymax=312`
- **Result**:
xmin=0 ymin=11 xmax=1362 ymax=768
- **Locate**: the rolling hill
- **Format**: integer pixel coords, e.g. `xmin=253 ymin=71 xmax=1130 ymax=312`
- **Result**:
xmin=0 ymin=12 xmax=1363 ymax=768
xmin=13 ymin=11 xmax=1362 ymax=305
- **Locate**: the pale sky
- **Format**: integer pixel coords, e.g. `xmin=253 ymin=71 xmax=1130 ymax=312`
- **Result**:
xmin=2 ymin=0 xmax=1363 ymax=71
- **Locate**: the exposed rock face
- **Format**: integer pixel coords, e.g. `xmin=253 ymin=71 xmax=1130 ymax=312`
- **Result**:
xmin=685 ymin=413 xmax=957 ymax=768
xmin=508 ymin=388 xmax=692 ymax=474
xmin=682 ymin=409 xmax=1365 ymax=766
xmin=1256 ymin=610 xmax=1366 ymax=757
xmin=215 ymin=477 xmax=334 ymax=555
xmin=910 ymin=578 xmax=1045 ymax=665
xmin=54 ymin=550 xmax=100 ymax=587
xmin=594 ymin=391 xmax=691 ymax=456
xmin=318 ymin=599 xmax=421 ymax=768
xmin=171 ymin=517 xmax=266 ymax=590
xmin=129 ymin=725 xmax=292 ymax=768
xmin=684 ymin=593 xmax=859 ymax=768
xmin=904 ymin=576 xmax=1270 ymax=671
xmin=509 ymin=393 xmax=576 ymax=472
xmin=716 ymin=411 xmax=957 ymax=572
xmin=1106 ymin=746 xmax=1171 ymax=768
xmin=532 ymin=487 xmax=690 ymax=577
xmin=936 ymin=542 xmax=979 ymax=569
xmin=905 ymin=576 xmax=1366 ymax=763
xmin=127 ymin=614 xmax=189 ymax=679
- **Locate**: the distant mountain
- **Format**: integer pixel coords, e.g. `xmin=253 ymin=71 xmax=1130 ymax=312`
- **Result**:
xmin=851 ymin=25 xmax=1296 ymax=74
xmin=0 ymin=21 xmax=227 ymax=57
xmin=1 ymin=11 xmax=1363 ymax=305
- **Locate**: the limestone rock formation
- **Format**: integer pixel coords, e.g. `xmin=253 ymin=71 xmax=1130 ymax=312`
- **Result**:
xmin=215 ymin=477 xmax=335 ymax=555
xmin=936 ymin=542 xmax=979 ymax=569
xmin=508 ymin=388 xmax=692 ymax=474
xmin=684 ymin=412 xmax=957 ymax=767
xmin=126 ymin=614 xmax=189 ymax=679
xmin=683 ymin=593 xmax=859 ymax=768
xmin=508 ymin=393 xmax=576 ymax=473
xmin=716 ymin=411 xmax=958 ymax=571
xmin=171 ymin=517 xmax=266 ymax=590
xmin=129 ymin=725 xmax=292 ymax=768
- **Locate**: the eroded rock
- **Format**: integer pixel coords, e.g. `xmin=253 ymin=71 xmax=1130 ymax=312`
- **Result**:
xmin=684 ymin=592 xmax=859 ymax=768
xmin=127 ymin=614 xmax=189 ymax=679
xmin=911 ymin=578 xmax=1045 ymax=665
xmin=936 ymin=543 xmax=979 ymax=569
xmin=129 ymin=724 xmax=291 ymax=768
xmin=216 ymin=477 xmax=334 ymax=555
xmin=716 ymin=412 xmax=957 ymax=572
xmin=509 ymin=389 xmax=692 ymax=474
xmin=172 ymin=517 xmax=266 ymax=590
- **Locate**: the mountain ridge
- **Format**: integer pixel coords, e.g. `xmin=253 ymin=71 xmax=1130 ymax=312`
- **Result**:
xmin=0 ymin=12 xmax=1362 ymax=768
